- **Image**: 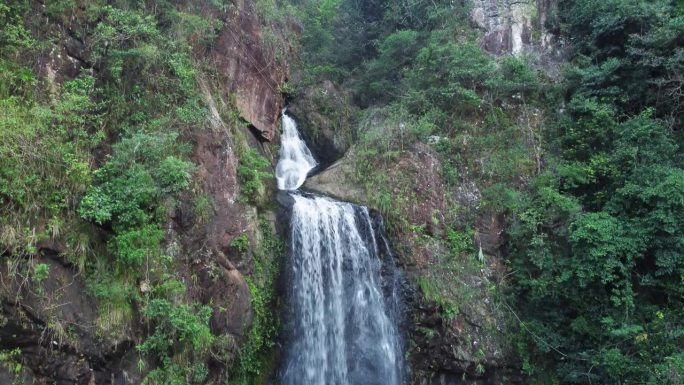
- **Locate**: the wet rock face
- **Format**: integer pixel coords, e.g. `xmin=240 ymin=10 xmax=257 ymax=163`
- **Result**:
xmin=471 ymin=0 xmax=560 ymax=56
xmin=192 ymin=130 xmax=242 ymax=253
xmin=471 ymin=0 xmax=534 ymax=55
xmin=302 ymin=155 xmax=365 ymax=203
xmin=182 ymin=128 xmax=253 ymax=340
xmin=409 ymin=291 xmax=519 ymax=385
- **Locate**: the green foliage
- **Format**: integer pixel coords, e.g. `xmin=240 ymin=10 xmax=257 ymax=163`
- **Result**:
xmin=294 ymin=0 xmax=472 ymax=85
xmin=232 ymin=219 xmax=283 ymax=384
xmin=86 ymin=271 xmax=137 ymax=339
xmin=138 ymin=299 xmax=213 ymax=385
xmin=230 ymin=234 xmax=250 ymax=254
xmin=139 ymin=299 xmax=214 ymax=356
xmin=356 ymin=29 xmax=421 ymax=105
xmin=0 ymin=72 xmax=101 ymax=253
xmin=32 ymin=263 xmax=49 ymax=283
xmin=110 ymin=225 xmax=165 ymax=267
xmin=237 ymin=147 xmax=273 ymax=203
xmin=0 ymin=348 xmax=23 ymax=384
xmin=1 ymin=2 xmax=222 ymax=383
xmin=501 ymin=51 xmax=684 ymax=385
xmin=489 ymin=7 xmax=684 ymax=381
xmin=416 ymin=274 xmax=459 ymax=319
xmin=446 ymin=227 xmax=475 ymax=257
xmin=416 ymin=242 xmax=485 ymax=320
xmin=169 ymin=10 xmax=222 ymax=47
xmin=79 ymin=132 xmax=192 ymax=230
xmin=0 ymin=2 xmax=33 ymax=55
xmin=193 ymin=195 xmax=213 ymax=224
xmin=142 ymin=360 xmax=209 ymax=385
xmin=561 ymin=0 xmax=684 ymax=134
xmin=488 ymin=56 xmax=541 ymax=99
xmin=406 ymin=36 xmax=496 ymax=113
xmin=288 ymin=0 xmax=684 ymax=384
xmin=91 ymin=5 xmax=161 ymax=61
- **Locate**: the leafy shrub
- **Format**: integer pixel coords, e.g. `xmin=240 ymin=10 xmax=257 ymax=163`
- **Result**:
xmin=446 ymin=227 xmax=475 ymax=257
xmin=110 ymin=225 xmax=165 ymax=267
xmin=32 ymin=263 xmax=49 ymax=283
xmin=0 ymin=348 xmax=23 ymax=383
xmin=406 ymin=37 xmax=496 ymax=114
xmin=232 ymin=219 xmax=283 ymax=384
xmin=237 ymin=148 xmax=272 ymax=202
xmin=91 ymin=5 xmax=161 ymax=62
xmin=79 ymin=132 xmax=193 ymax=231
xmin=0 ymin=2 xmax=33 ymax=55
xmin=488 ymin=56 xmax=541 ymax=99
xmin=230 ymin=234 xmax=249 ymax=254
xmin=139 ymin=299 xmax=213 ymax=356
xmin=138 ymin=299 xmax=214 ymax=385
xmin=356 ymin=29 xmax=421 ymax=105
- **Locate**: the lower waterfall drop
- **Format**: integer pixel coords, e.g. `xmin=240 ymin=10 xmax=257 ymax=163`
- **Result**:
xmin=280 ymin=195 xmax=405 ymax=385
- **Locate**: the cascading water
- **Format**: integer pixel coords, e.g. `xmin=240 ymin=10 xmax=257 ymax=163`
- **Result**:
xmin=275 ymin=111 xmax=406 ymax=385
xmin=275 ymin=110 xmax=317 ymax=190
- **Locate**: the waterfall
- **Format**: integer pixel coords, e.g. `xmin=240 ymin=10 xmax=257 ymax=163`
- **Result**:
xmin=276 ymin=112 xmax=406 ymax=385
xmin=275 ymin=110 xmax=317 ymax=190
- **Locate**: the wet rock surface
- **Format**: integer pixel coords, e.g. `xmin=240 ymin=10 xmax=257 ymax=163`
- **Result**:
xmin=471 ymin=0 xmax=565 ymax=64
xmin=302 ymin=155 xmax=365 ymax=203
xmin=0 ymin=251 xmax=141 ymax=385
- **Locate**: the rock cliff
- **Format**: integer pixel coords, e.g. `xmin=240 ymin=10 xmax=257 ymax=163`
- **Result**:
xmin=0 ymin=1 xmax=287 ymax=383
xmin=470 ymin=0 xmax=562 ymax=57
xmin=207 ymin=4 xmax=288 ymax=141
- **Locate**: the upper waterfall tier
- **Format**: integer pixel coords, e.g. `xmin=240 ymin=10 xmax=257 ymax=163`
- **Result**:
xmin=276 ymin=112 xmax=317 ymax=190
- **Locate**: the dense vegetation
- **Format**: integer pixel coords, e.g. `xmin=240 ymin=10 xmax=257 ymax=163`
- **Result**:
xmin=1 ymin=1 xmax=280 ymax=384
xmin=505 ymin=2 xmax=684 ymax=383
xmin=2 ymin=0 xmax=683 ymax=384
xmin=286 ymin=0 xmax=684 ymax=383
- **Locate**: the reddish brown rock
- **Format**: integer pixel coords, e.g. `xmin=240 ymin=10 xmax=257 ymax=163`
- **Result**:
xmin=207 ymin=3 xmax=289 ymax=141
xmin=184 ymin=128 xmax=253 ymax=342
xmin=192 ymin=130 xmax=244 ymax=252
xmin=0 ymin=1 xmax=287 ymax=383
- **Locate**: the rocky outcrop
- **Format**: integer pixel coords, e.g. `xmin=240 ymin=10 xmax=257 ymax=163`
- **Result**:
xmin=300 ymin=138 xmax=516 ymax=384
xmin=179 ymin=127 xmax=254 ymax=346
xmin=412 ymin=302 xmax=519 ymax=385
xmin=470 ymin=0 xmax=563 ymax=58
xmin=287 ymin=80 xmax=357 ymax=169
xmin=409 ymin=258 xmax=517 ymax=385
xmin=303 ymin=154 xmax=364 ymax=202
xmin=206 ymin=2 xmax=289 ymax=141
xmin=0 ymin=1 xmax=287 ymax=383
xmin=0 ymin=252 xmax=142 ymax=385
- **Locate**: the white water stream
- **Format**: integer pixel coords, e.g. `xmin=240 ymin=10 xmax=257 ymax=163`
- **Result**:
xmin=276 ymin=112 xmax=405 ymax=385
xmin=275 ymin=111 xmax=317 ymax=190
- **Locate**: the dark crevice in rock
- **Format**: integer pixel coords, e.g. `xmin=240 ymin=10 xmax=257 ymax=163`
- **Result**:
xmin=247 ymin=122 xmax=270 ymax=143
